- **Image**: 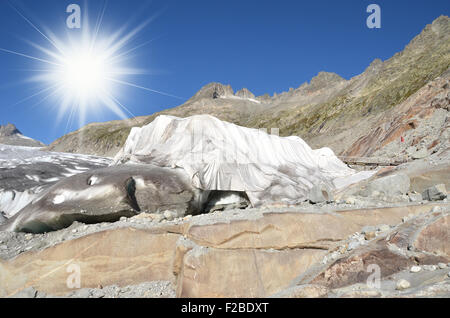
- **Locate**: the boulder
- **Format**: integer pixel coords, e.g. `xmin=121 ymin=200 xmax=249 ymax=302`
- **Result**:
xmin=422 ymin=184 xmax=448 ymax=201
xmin=408 ymin=192 xmax=423 ymax=202
xmin=308 ymin=183 xmax=334 ymax=203
xmin=412 ymin=148 xmax=429 ymax=160
xmin=366 ymin=173 xmax=410 ymax=196
xmin=396 ymin=279 xmax=411 ymax=290
xmin=413 ymin=214 xmax=449 ymax=257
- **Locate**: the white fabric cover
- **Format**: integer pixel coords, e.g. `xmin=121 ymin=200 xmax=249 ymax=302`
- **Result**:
xmin=114 ymin=115 xmax=374 ymax=206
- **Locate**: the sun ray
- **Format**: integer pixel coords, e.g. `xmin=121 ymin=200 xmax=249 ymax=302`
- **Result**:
xmin=98 ymin=94 xmax=129 ymax=120
xmin=23 ymin=40 xmax=65 ymax=63
xmin=90 ymin=0 xmax=108 ymax=52
xmin=29 ymin=86 xmax=63 ymax=110
xmin=7 ymin=1 xmax=64 ymax=54
xmin=6 ymin=84 xmax=59 ymax=108
xmin=106 ymin=93 xmax=139 ymax=121
xmin=0 ymin=48 xmax=61 ymax=66
xmin=107 ymin=78 xmax=185 ymax=100
xmin=110 ymin=39 xmax=156 ymax=63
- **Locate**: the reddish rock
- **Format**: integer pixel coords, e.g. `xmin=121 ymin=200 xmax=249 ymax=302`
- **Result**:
xmin=414 ymin=215 xmax=450 ymax=258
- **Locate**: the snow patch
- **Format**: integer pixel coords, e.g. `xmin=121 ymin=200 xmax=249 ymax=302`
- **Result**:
xmin=219 ymin=95 xmax=261 ymax=104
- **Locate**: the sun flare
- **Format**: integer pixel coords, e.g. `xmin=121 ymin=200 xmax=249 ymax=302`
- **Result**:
xmin=60 ymin=50 xmax=110 ymax=99
xmin=0 ymin=2 xmax=182 ymax=130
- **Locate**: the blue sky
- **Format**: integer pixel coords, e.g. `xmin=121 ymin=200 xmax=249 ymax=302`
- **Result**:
xmin=0 ymin=0 xmax=448 ymax=144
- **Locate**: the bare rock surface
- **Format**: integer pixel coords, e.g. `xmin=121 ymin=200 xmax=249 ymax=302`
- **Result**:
xmin=1 ymin=202 xmax=448 ymax=297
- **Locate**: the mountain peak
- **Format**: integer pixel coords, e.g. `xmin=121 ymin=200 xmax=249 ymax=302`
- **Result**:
xmin=0 ymin=123 xmax=45 ymax=147
xmin=190 ymin=82 xmax=234 ymax=101
xmin=307 ymin=72 xmax=346 ymax=91
xmin=0 ymin=123 xmax=21 ymax=137
xmin=431 ymin=15 xmax=449 ymax=28
xmin=235 ymin=88 xmax=256 ymax=100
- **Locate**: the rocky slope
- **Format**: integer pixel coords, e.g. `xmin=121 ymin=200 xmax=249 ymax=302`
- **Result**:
xmin=0 ymin=124 xmax=44 ymax=147
xmin=46 ymin=16 xmax=450 ymax=159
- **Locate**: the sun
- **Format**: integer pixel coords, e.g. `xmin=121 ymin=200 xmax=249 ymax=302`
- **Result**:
xmin=0 ymin=2 xmax=183 ymax=130
xmin=59 ymin=49 xmax=111 ymax=100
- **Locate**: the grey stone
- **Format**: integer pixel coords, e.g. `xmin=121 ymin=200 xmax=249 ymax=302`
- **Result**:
xmin=408 ymin=193 xmax=423 ymax=202
xmin=347 ymin=241 xmax=360 ymax=251
xmin=422 ymin=184 xmax=447 ymax=201
xmin=431 ymin=206 xmax=441 ymax=212
xmin=367 ymin=173 xmax=410 ymax=197
xmin=344 ymin=196 xmax=356 ymax=205
xmin=11 ymin=287 xmax=38 ymax=298
xmin=423 ymin=265 xmax=437 ymax=271
xmin=308 ymin=184 xmax=334 ymax=203
xmin=396 ymin=279 xmax=411 ymax=290
xmin=438 ymin=263 xmax=447 ymax=269
xmin=406 ymin=146 xmax=417 ymax=156
xmin=361 ymin=226 xmax=377 ymax=234
xmin=71 ymin=288 xmax=93 ymax=298
xmin=410 ymin=266 xmax=422 ymax=273
xmin=163 ymin=210 xmax=175 ymax=221
xmin=377 ymin=224 xmax=391 ymax=232
xmin=412 ymin=148 xmax=428 ymax=159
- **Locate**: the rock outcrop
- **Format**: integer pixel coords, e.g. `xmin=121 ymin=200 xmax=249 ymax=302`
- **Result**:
xmin=190 ymin=83 xmax=235 ymax=100
xmin=0 ymin=124 xmax=44 ymax=147
xmin=1 ymin=202 xmax=448 ymax=297
xmin=235 ymin=88 xmax=256 ymax=100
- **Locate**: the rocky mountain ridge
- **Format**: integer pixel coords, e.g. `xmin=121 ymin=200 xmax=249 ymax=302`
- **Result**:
xmin=0 ymin=124 xmax=44 ymax=147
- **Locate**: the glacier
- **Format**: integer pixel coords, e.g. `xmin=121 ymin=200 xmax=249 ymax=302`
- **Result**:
xmin=114 ymin=114 xmax=375 ymax=206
